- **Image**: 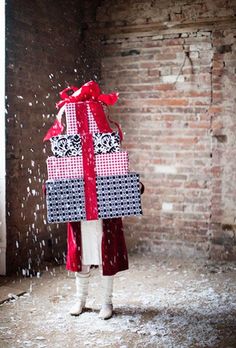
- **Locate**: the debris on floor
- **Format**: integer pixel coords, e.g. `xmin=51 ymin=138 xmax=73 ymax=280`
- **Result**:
xmin=0 ymin=254 xmax=236 ymax=348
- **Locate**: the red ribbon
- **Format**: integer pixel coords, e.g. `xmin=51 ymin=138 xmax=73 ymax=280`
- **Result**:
xmin=81 ymin=133 xmax=98 ymax=220
xmin=56 ymin=80 xmax=119 ymax=110
xmin=43 ymin=119 xmax=64 ymax=142
xmin=107 ymin=114 xmax=123 ymax=142
xmin=75 ymin=102 xmax=98 ymax=220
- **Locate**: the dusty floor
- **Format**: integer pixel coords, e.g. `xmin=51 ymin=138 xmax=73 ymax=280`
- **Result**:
xmin=0 ymin=254 xmax=236 ymax=348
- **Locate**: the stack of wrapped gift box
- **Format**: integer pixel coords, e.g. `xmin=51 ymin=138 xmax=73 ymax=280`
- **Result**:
xmin=44 ymin=82 xmax=142 ymax=223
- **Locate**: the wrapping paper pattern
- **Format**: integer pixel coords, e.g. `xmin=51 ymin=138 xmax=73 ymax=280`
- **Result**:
xmin=47 ymin=152 xmax=129 ymax=180
xmin=96 ymin=173 xmax=142 ymax=219
xmin=50 ymin=132 xmax=120 ymax=158
xmin=47 ymin=156 xmax=83 ymax=179
xmin=87 ymin=103 xmax=100 ymax=133
xmin=65 ymin=103 xmax=77 ymax=134
xmin=46 ymin=173 xmax=142 ymax=223
xmin=65 ymin=102 xmax=100 ymax=135
xmin=46 ymin=179 xmax=86 ymax=223
xmin=93 ymin=132 xmax=120 ymax=154
xmin=94 ymin=152 xmax=129 ymax=177
xmin=50 ymin=134 xmax=82 ymax=157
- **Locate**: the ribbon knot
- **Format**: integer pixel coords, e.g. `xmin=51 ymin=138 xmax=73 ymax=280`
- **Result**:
xmin=43 ymin=81 xmax=120 ymax=142
xmin=56 ymin=80 xmax=119 ymax=109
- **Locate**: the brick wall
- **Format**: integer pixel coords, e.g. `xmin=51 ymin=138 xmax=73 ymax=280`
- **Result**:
xmin=5 ymin=0 xmax=102 ymax=273
xmin=93 ymin=0 xmax=236 ymax=259
xmin=5 ymin=0 xmax=236 ymax=275
xmin=209 ymin=28 xmax=236 ymax=259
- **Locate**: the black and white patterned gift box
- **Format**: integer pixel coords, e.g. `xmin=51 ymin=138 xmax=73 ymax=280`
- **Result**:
xmin=46 ymin=179 xmax=86 ymax=222
xmin=50 ymin=132 xmax=120 ymax=157
xmin=96 ymin=173 xmax=142 ymax=219
xmin=46 ymin=173 xmax=142 ymax=223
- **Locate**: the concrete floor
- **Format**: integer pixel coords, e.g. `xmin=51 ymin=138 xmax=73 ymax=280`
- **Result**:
xmin=0 ymin=254 xmax=236 ymax=348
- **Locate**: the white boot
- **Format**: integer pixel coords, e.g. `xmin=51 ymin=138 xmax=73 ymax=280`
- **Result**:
xmin=98 ymin=275 xmax=114 ymax=320
xmin=70 ymin=271 xmax=90 ymax=316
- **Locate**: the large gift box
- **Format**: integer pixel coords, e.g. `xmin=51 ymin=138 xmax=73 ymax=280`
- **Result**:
xmin=46 ymin=179 xmax=86 ymax=222
xmin=47 ymin=152 xmax=129 ymax=179
xmin=50 ymin=132 xmax=120 ymax=158
xmin=96 ymin=173 xmax=142 ymax=219
xmin=46 ymin=173 xmax=142 ymax=223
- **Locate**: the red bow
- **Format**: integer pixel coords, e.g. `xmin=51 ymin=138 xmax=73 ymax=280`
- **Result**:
xmin=43 ymin=81 xmax=119 ymax=142
xmin=56 ymin=80 xmax=119 ymax=109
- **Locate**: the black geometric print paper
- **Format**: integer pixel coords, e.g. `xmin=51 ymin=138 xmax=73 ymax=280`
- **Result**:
xmin=46 ymin=173 xmax=142 ymax=223
xmin=50 ymin=132 xmax=120 ymax=157
xmin=96 ymin=173 xmax=142 ymax=219
xmin=46 ymin=178 xmax=86 ymax=223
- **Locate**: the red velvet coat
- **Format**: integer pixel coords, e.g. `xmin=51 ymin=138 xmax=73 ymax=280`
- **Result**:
xmin=66 ymin=217 xmax=129 ymax=276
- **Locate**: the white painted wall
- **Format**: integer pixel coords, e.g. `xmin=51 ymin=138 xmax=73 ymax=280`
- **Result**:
xmin=0 ymin=2 xmax=6 ymax=275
